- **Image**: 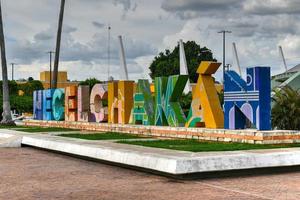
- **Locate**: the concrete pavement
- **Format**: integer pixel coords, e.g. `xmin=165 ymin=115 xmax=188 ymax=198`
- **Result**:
xmin=1 ymin=148 xmax=300 ymax=200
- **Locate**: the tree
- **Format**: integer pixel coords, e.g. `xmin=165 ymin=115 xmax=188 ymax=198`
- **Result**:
xmin=18 ymin=80 xmax=44 ymax=96
xmin=149 ymin=41 xmax=216 ymax=83
xmin=0 ymin=2 xmax=15 ymax=125
xmin=0 ymin=81 xmax=18 ymax=95
xmin=53 ymin=0 xmax=66 ymax=89
xmin=79 ymin=78 xmax=102 ymax=89
xmin=272 ymin=86 xmax=300 ymax=130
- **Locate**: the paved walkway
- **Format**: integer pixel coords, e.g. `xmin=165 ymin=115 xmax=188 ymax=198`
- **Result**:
xmin=1 ymin=148 xmax=300 ymax=200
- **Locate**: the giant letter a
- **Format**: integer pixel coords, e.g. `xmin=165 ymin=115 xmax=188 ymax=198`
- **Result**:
xmin=185 ymin=62 xmax=224 ymax=128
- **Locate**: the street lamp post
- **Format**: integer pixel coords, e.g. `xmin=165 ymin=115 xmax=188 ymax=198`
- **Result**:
xmin=218 ymin=30 xmax=232 ymax=81
xmin=47 ymin=51 xmax=55 ymax=89
xmin=10 ymin=63 xmax=16 ymax=81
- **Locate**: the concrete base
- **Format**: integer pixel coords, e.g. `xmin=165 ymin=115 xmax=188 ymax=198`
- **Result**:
xmin=24 ymin=120 xmax=300 ymax=144
xmin=2 ymin=129 xmax=300 ymax=175
xmin=0 ymin=132 xmax=22 ymax=147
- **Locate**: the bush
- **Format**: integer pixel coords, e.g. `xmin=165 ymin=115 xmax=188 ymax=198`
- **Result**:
xmin=0 ymin=81 xmax=18 ymax=95
xmin=0 ymin=95 xmax=33 ymax=120
xmin=272 ymin=86 xmax=300 ymax=130
xmin=18 ymin=80 xmax=44 ymax=96
xmin=179 ymin=92 xmax=192 ymax=116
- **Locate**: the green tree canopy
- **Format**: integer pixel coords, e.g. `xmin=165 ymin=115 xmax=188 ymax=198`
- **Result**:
xmin=272 ymin=86 xmax=300 ymax=130
xmin=149 ymin=41 xmax=217 ymax=83
xmin=0 ymin=80 xmax=18 ymax=95
xmin=18 ymin=80 xmax=44 ymax=96
xmin=79 ymin=78 xmax=103 ymax=89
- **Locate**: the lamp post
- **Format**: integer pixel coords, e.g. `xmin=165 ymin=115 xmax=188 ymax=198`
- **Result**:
xmin=47 ymin=51 xmax=55 ymax=89
xmin=107 ymin=25 xmax=111 ymax=81
xmin=218 ymin=30 xmax=232 ymax=81
xmin=10 ymin=63 xmax=16 ymax=80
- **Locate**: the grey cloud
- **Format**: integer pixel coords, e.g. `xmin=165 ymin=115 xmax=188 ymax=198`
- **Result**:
xmin=209 ymin=15 xmax=300 ymax=38
xmin=113 ymin=0 xmax=137 ymax=12
xmin=92 ymin=21 xmax=105 ymax=29
xmin=63 ymin=25 xmax=78 ymax=34
xmin=209 ymin=20 xmax=259 ymax=37
xmin=161 ymin=0 xmax=243 ymax=19
xmin=34 ymin=31 xmax=53 ymax=41
xmin=162 ymin=0 xmax=240 ymax=11
xmin=258 ymin=15 xmax=300 ymax=37
xmin=7 ymin=25 xmax=157 ymax=66
xmin=243 ymin=0 xmax=300 ymax=15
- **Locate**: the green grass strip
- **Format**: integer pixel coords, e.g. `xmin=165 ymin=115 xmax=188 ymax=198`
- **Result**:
xmin=17 ymin=127 xmax=78 ymax=133
xmin=0 ymin=125 xmax=28 ymax=129
xmin=117 ymin=139 xmax=300 ymax=152
xmin=59 ymin=132 xmax=144 ymax=140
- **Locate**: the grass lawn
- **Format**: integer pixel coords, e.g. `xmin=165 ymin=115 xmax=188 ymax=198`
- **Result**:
xmin=0 ymin=125 xmax=28 ymax=129
xmin=59 ymin=132 xmax=145 ymax=140
xmin=117 ymin=139 xmax=300 ymax=152
xmin=17 ymin=127 xmax=78 ymax=133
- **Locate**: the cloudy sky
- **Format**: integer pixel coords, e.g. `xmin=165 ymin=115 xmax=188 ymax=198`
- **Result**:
xmin=2 ymin=0 xmax=300 ymax=82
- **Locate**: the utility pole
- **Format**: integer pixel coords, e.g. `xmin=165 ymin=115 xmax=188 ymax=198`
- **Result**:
xmin=47 ymin=51 xmax=55 ymax=89
xmin=218 ymin=30 xmax=232 ymax=81
xmin=107 ymin=25 xmax=111 ymax=81
xmin=10 ymin=63 xmax=15 ymax=81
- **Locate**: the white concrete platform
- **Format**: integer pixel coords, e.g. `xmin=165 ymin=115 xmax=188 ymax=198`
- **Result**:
xmin=1 ymin=129 xmax=300 ymax=175
xmin=0 ymin=131 xmax=22 ymax=147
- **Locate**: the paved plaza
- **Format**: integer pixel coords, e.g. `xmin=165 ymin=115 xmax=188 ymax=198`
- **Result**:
xmin=1 ymin=148 xmax=300 ymax=200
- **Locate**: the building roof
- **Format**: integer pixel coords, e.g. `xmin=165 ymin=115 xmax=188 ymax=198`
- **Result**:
xmin=287 ymin=64 xmax=300 ymax=73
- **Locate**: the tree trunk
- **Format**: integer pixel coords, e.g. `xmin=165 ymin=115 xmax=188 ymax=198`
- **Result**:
xmin=53 ymin=0 xmax=66 ymax=89
xmin=0 ymin=1 xmax=15 ymax=126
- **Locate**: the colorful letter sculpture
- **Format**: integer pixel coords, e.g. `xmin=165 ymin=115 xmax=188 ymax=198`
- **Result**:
xmin=108 ymin=81 xmax=134 ymax=124
xmin=186 ymin=62 xmax=224 ymax=128
xmin=90 ymin=84 xmax=108 ymax=122
xmin=78 ymin=85 xmax=90 ymax=122
xmin=52 ymin=88 xmax=65 ymax=121
xmin=43 ymin=89 xmax=55 ymax=120
xmin=65 ymin=86 xmax=78 ymax=121
xmin=108 ymin=81 xmax=118 ymax=123
xmin=155 ymin=75 xmax=188 ymax=127
xmin=32 ymin=61 xmax=273 ymax=131
xmin=224 ymin=67 xmax=271 ymax=130
xmin=131 ymin=80 xmax=155 ymax=125
xmin=33 ymin=90 xmax=43 ymax=120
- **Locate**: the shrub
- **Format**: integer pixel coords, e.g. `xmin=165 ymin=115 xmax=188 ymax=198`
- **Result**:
xmin=272 ymin=86 xmax=300 ymax=130
xmin=18 ymin=80 xmax=44 ymax=96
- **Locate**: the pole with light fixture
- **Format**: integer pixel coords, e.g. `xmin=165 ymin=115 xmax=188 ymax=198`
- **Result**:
xmin=218 ymin=30 xmax=232 ymax=81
